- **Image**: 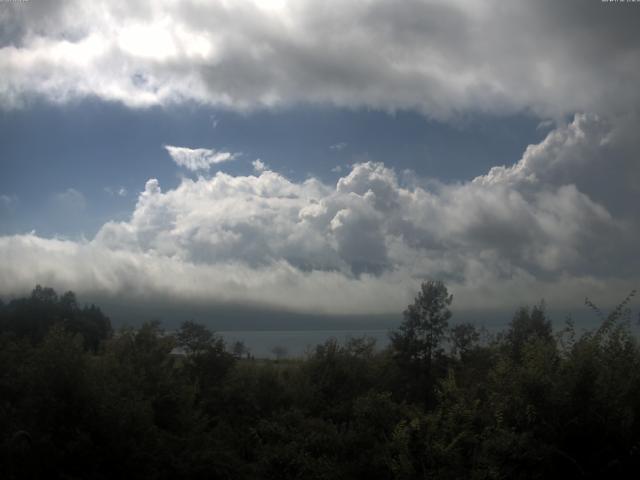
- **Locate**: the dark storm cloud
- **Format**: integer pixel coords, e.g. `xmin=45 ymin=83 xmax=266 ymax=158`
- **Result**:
xmin=1 ymin=0 xmax=639 ymax=117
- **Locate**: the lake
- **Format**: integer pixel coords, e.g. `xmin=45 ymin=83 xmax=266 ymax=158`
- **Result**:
xmin=218 ymin=329 xmax=392 ymax=359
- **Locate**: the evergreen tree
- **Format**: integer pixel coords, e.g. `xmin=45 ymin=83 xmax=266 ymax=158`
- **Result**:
xmin=390 ymin=280 xmax=452 ymax=404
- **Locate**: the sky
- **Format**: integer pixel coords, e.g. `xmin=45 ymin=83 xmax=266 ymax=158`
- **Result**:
xmin=0 ymin=0 xmax=639 ymax=328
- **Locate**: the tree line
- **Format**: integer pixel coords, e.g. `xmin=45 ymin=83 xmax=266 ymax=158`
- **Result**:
xmin=1 ymin=282 xmax=639 ymax=479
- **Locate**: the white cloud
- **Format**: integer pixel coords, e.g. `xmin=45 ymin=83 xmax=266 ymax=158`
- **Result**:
xmin=252 ymin=158 xmax=268 ymax=172
xmin=42 ymin=189 xmax=89 ymax=235
xmin=164 ymin=145 xmax=237 ymax=171
xmin=0 ymin=115 xmax=637 ymax=315
xmin=330 ymin=142 xmax=348 ymax=151
xmin=0 ymin=194 xmax=18 ymax=221
xmin=104 ymin=186 xmax=128 ymax=197
xmin=0 ymin=1 xmax=638 ymax=118
xmin=0 ymin=194 xmax=17 ymax=208
xmin=53 ymin=188 xmax=86 ymax=212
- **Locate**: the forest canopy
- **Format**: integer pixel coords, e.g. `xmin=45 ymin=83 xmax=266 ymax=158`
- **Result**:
xmin=1 ymin=283 xmax=639 ymax=479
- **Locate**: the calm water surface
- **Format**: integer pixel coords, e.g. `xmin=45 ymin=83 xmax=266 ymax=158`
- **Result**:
xmin=218 ymin=329 xmax=391 ymax=359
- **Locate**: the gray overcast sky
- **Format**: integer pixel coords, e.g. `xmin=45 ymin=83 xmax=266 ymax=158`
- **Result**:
xmin=0 ymin=0 xmax=639 ymax=326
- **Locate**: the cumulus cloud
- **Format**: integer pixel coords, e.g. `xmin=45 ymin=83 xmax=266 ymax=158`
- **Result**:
xmin=0 ymin=115 xmax=637 ymax=314
xmin=0 ymin=0 xmax=639 ymax=118
xmin=252 ymin=159 xmax=267 ymax=172
xmin=164 ymin=145 xmax=236 ymax=171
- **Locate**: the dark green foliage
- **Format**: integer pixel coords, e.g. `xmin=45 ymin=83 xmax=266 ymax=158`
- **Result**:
xmin=0 ymin=285 xmax=111 ymax=350
xmin=176 ymin=320 xmax=235 ymax=407
xmin=389 ymin=280 xmax=453 ymax=405
xmin=304 ymin=337 xmax=379 ymax=420
xmin=1 ymin=284 xmax=640 ymax=479
xmin=450 ymin=322 xmax=481 ymax=359
xmin=391 ymin=280 xmax=453 ymax=370
xmin=176 ymin=320 xmax=214 ymax=355
xmin=505 ymin=303 xmax=553 ymax=360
